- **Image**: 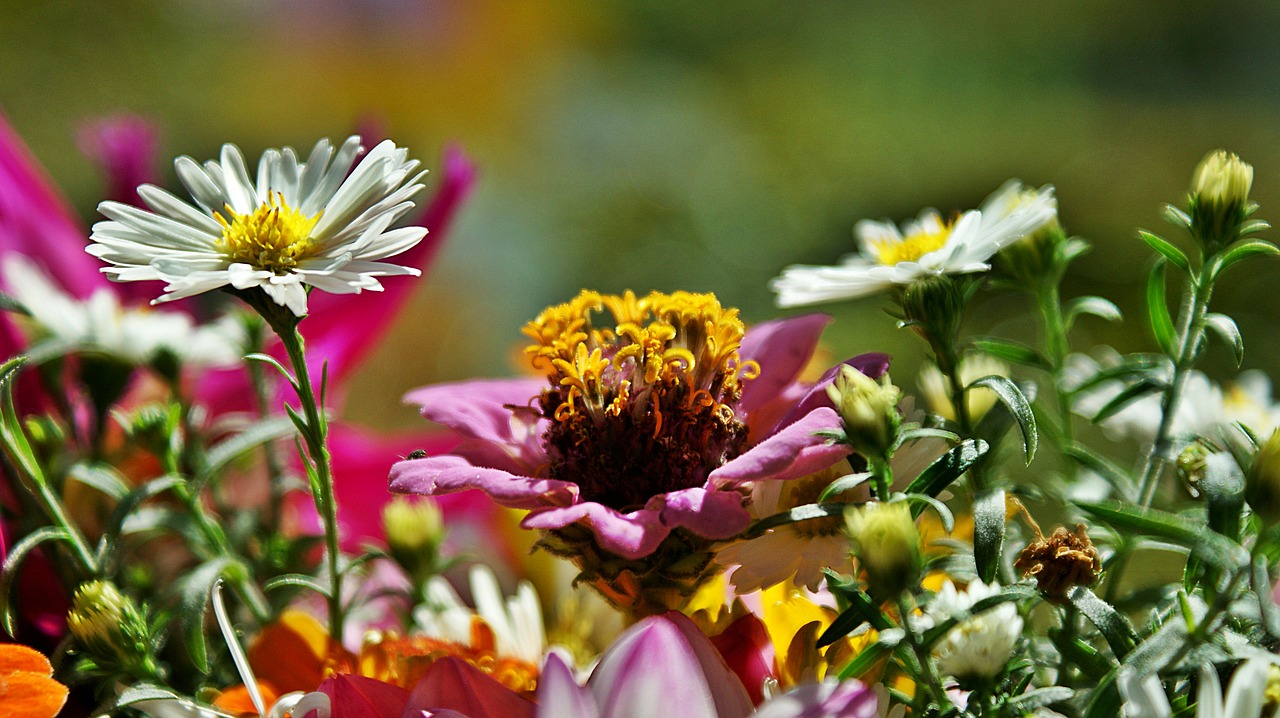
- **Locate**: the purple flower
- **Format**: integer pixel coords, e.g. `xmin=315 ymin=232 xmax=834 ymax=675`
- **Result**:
xmin=391 ymin=290 xmax=888 ymax=563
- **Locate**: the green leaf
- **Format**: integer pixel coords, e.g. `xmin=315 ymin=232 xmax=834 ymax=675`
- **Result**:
xmin=1146 ymin=258 xmax=1177 ymax=356
xmin=970 ymin=375 xmax=1037 ymax=463
xmin=1200 ymin=451 xmax=1244 ymax=540
xmin=243 ymin=352 xmax=297 ymax=389
xmin=1083 ymin=671 xmax=1122 ymax=718
xmin=114 ymin=684 xmax=187 ymax=708
xmin=745 ymin=503 xmax=848 ymax=539
xmin=1064 ymin=295 xmax=1123 ymax=331
xmin=970 ymin=337 xmax=1051 ymax=372
xmin=897 ymin=494 xmax=954 ymax=533
xmin=1049 ymin=630 xmax=1115 ymax=680
xmin=198 ymin=415 xmax=298 ymax=484
xmin=816 ymin=472 xmax=871 ymax=501
xmin=1076 ymin=500 xmax=1249 ymax=570
xmin=263 ymin=573 xmax=330 ymax=597
xmin=1238 ymin=218 xmax=1271 ymax=238
xmin=896 ymin=427 xmax=961 ymax=445
xmin=1254 ymin=555 xmax=1280 ymax=642
xmin=973 ymin=488 xmax=1006 ymax=584
xmin=919 ymin=583 xmax=1039 ymax=649
xmin=0 ymin=527 xmax=71 ymax=635
xmin=1066 ymin=353 xmax=1170 ymax=396
xmin=98 ymin=475 xmax=185 ymax=569
xmin=1067 ymin=586 xmax=1137 ymax=659
xmin=1089 ymin=379 xmax=1165 ymax=424
xmin=902 ymin=439 xmax=989 ymax=509
xmin=835 ymin=630 xmax=901 ymax=679
xmin=1139 ymin=230 xmax=1191 ymax=274
xmin=1203 ymin=313 xmax=1244 ymax=366
xmin=822 ymin=569 xmax=895 ymax=633
xmin=1211 ymin=238 xmax=1280 ymax=279
xmin=66 ymin=462 xmax=131 ymax=500
xmin=1008 ymin=687 xmax=1075 ymax=712
xmin=1063 ymin=443 xmax=1137 ymax=499
xmin=1161 ymin=203 xmax=1192 ymax=230
xmin=177 ymin=558 xmax=234 ymax=674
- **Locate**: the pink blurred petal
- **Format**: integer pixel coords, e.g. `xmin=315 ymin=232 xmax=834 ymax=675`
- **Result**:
xmin=535 ymin=653 xmax=597 ymax=718
xmin=651 ymin=487 xmax=750 ymax=541
xmin=391 ymin=454 xmax=576 ymax=509
xmin=404 ymin=656 xmax=535 ymax=718
xmin=768 ymin=353 xmax=890 ymax=434
xmin=0 ymin=110 xmax=106 ymax=297
xmin=738 ymin=315 xmax=831 ymax=415
xmin=404 ymin=377 xmax=548 ymax=472
xmin=77 ymin=114 xmax=160 ymax=208
xmin=303 ymin=145 xmax=476 ymax=388
xmin=521 ymin=503 xmax=670 ymax=561
xmin=317 ymin=674 xmax=410 ymax=717
xmin=750 ymin=680 xmax=879 ymax=718
xmin=710 ymin=613 xmax=777 ymax=706
xmin=588 ymin=613 xmax=752 ymax=718
xmin=710 ymin=407 xmax=852 ymax=487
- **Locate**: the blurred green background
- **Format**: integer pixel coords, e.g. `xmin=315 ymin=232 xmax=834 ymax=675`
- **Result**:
xmin=3 ymin=0 xmax=1280 ymax=431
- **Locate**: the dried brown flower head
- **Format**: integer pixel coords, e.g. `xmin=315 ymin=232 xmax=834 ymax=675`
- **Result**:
xmin=1014 ymin=523 xmax=1102 ymax=602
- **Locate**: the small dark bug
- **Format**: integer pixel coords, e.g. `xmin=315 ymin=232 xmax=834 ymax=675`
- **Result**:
xmin=406 ymin=449 xmax=428 ymax=460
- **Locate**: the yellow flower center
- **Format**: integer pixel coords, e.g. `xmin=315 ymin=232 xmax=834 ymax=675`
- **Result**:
xmin=215 ymin=192 xmax=322 ymax=273
xmin=870 ymin=224 xmax=952 ymax=266
xmin=524 ymin=290 xmax=759 ymax=510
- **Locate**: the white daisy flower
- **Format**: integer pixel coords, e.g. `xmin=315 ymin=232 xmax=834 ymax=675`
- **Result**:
xmin=920 ymin=578 xmax=1022 ymax=683
xmin=87 ymin=135 xmax=428 ymax=316
xmin=1118 ymin=659 xmax=1278 ymax=718
xmin=414 ymin=564 xmax=546 ymax=664
xmin=2 ymin=255 xmax=241 ymax=369
xmin=771 ymin=180 xmax=1057 ymax=307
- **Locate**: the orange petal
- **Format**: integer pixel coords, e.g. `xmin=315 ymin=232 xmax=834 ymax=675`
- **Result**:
xmin=0 ymin=644 xmax=53 ymax=677
xmin=212 ymin=682 xmax=280 ymax=717
xmin=248 ymin=610 xmax=330 ymax=694
xmin=0 ymin=670 xmax=70 ymax=718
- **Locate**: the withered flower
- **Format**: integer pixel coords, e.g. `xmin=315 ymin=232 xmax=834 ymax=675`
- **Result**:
xmin=1014 ymin=523 xmax=1101 ymax=602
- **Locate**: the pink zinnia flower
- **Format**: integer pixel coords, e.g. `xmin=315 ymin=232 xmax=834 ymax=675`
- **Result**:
xmin=391 ymin=290 xmax=887 ymax=603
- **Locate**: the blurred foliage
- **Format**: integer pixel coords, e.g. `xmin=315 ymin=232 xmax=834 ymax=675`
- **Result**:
xmin=2 ymin=0 xmax=1279 ymax=431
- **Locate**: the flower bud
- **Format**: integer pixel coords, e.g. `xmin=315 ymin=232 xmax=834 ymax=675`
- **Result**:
xmin=384 ymin=497 xmax=446 ymax=578
xmin=844 ymin=502 xmax=921 ymax=600
xmin=825 ymin=366 xmax=901 ymax=458
xmin=1190 ymin=150 xmax=1254 ymax=250
xmin=900 ymin=276 xmax=965 ymax=345
xmin=67 ymin=580 xmax=157 ymax=679
xmin=1176 ymin=440 xmax=1211 ymax=497
xmin=1247 ymin=430 xmax=1280 ymax=526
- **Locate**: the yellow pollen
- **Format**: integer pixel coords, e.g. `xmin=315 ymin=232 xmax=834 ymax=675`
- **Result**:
xmin=871 ymin=225 xmax=952 ymax=266
xmin=215 ymin=192 xmax=322 ymax=273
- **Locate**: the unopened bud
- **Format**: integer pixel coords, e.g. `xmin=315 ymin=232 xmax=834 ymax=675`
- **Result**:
xmin=825 ymin=366 xmax=901 ymax=458
xmin=1176 ymin=441 xmax=1211 ymax=497
xmin=1247 ymin=430 xmax=1280 ymax=526
xmin=384 ymin=497 xmax=446 ymax=578
xmin=1190 ymin=150 xmax=1254 ymax=250
xmin=67 ymin=580 xmax=156 ymax=679
xmin=844 ymin=502 xmax=921 ymax=600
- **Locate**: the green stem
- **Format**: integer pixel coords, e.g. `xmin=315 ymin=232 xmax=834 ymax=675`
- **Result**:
xmin=30 ymin=472 xmax=97 ymax=576
xmin=870 ymin=454 xmax=894 ymax=500
xmin=1136 ymin=276 xmax=1213 ymax=508
xmin=1036 ymin=281 xmax=1074 ymax=446
xmin=897 ymin=594 xmax=944 ymax=713
xmin=275 ymin=325 xmax=344 ymax=643
xmin=245 ymin=328 xmax=288 ymax=530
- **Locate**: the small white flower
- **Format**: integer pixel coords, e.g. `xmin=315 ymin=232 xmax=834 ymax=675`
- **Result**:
xmin=2 ymin=255 xmax=241 ymax=368
xmin=922 ymin=578 xmax=1022 ymax=682
xmin=415 ymin=564 xmax=546 ymax=664
xmin=771 ymin=180 xmax=1057 ymax=307
xmin=87 ymin=135 xmax=427 ymax=316
xmin=1118 ymin=659 xmax=1278 ymax=718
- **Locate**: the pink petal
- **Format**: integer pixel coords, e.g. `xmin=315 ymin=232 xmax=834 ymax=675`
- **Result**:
xmin=317 ymin=674 xmax=411 ymax=718
xmin=403 ymin=378 xmax=548 ymax=473
xmin=710 ymin=613 xmax=777 ymax=706
xmin=390 ymin=454 xmax=575 ymax=509
xmin=652 ymin=487 xmax=750 ymax=540
xmin=536 ymin=652 xmax=598 ymax=718
xmin=588 ymin=613 xmax=751 ymax=718
xmin=710 ymin=407 xmax=851 ymax=487
xmin=304 ymin=145 xmax=477 ymax=388
xmin=750 ymin=680 xmax=878 ymax=718
xmin=738 ymin=315 xmax=830 ymax=415
xmin=77 ymin=114 xmax=161 ymax=209
xmin=0 ymin=110 xmax=107 ymax=298
xmin=520 ymin=503 xmax=670 ymax=560
xmin=768 ymin=353 xmax=890 ymax=434
xmin=404 ymin=656 xmax=535 ymax=718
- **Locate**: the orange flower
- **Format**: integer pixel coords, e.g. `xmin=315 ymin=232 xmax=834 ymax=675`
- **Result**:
xmin=0 ymin=642 xmax=69 ymax=718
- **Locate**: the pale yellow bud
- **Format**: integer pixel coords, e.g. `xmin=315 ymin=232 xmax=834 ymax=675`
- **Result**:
xmin=826 ymin=365 xmax=901 ymax=458
xmin=1193 ymin=150 xmax=1253 ymax=209
xmin=384 ymin=497 xmax=446 ymax=578
xmin=1247 ymin=429 xmax=1280 ymax=526
xmin=844 ymin=501 xmax=921 ymax=599
xmin=67 ymin=580 xmax=155 ymax=678
xmin=918 ymin=354 xmax=1007 ymax=423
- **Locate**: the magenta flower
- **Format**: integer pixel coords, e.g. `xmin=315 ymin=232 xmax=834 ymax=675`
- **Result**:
xmin=77 ymin=113 xmax=161 ymax=209
xmin=391 ymin=290 xmax=887 ymax=612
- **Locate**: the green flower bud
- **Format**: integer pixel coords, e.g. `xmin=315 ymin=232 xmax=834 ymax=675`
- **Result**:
xmin=900 ymin=276 xmax=966 ymax=344
xmin=826 ymin=366 xmax=901 ymax=458
xmin=992 ymin=219 xmax=1068 ymax=288
xmin=384 ymin=497 xmax=446 ymax=578
xmin=1247 ymin=430 xmax=1280 ymax=526
xmin=1189 ymin=150 xmax=1254 ymax=251
xmin=67 ymin=580 xmax=157 ymax=679
xmin=123 ymin=404 xmax=181 ymax=459
xmin=1176 ymin=440 xmax=1211 ymax=497
xmin=844 ymin=501 xmax=922 ymax=600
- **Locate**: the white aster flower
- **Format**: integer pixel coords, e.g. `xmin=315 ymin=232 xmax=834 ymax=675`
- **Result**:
xmin=87 ymin=135 xmax=427 ymax=316
xmin=2 ymin=255 xmax=240 ymax=369
xmin=921 ymin=578 xmax=1022 ymax=683
xmin=771 ymin=180 xmax=1057 ymax=307
xmin=415 ymin=564 xmax=546 ymax=664
xmin=1118 ymin=659 xmax=1279 ymax=718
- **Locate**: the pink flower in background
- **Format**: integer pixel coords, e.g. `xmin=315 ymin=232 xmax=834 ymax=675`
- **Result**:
xmin=77 ymin=113 xmax=161 ymax=208
xmin=391 ymin=289 xmax=890 ymax=560
xmin=710 ymin=613 xmax=777 ymax=706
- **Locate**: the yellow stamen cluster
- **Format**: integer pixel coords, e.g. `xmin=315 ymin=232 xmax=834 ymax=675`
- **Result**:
xmin=524 ymin=290 xmax=758 ymax=425
xmin=215 ymin=191 xmax=322 ymax=273
xmin=870 ymin=224 xmax=952 ymax=266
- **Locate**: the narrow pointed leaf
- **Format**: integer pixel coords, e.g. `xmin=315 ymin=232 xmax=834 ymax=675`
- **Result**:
xmin=0 ymin=526 xmax=71 ymax=635
xmin=177 ymin=557 xmax=233 ymax=674
xmin=745 ymin=502 xmax=848 ymax=539
xmin=1089 ymin=379 xmax=1165 ymax=424
xmin=1138 ymin=230 xmax=1190 ymax=274
xmin=1146 ymin=258 xmax=1177 ymax=356
xmin=1204 ymin=313 xmax=1244 ymax=366
xmin=1067 ymin=586 xmax=1137 ymax=659
xmin=970 ymin=375 xmax=1037 ymax=462
xmin=198 ymin=415 xmax=298 ymax=484
xmin=971 ymin=337 xmax=1051 ymax=372
xmin=973 ymin=488 xmax=1007 ymax=584
xmin=1064 ymin=296 xmax=1123 ymax=331
xmin=902 ymin=439 xmax=989 ymax=509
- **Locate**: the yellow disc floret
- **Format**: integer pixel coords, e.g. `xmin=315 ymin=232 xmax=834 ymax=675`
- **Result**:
xmin=215 ymin=191 xmax=322 ymax=273
xmin=870 ymin=223 xmax=952 ymax=266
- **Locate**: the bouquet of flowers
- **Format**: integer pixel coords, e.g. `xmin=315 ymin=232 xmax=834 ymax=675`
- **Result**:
xmin=2 ymin=110 xmax=1279 ymax=718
